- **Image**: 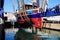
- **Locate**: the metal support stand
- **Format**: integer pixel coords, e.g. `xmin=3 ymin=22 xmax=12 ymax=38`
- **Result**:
xmin=12 ymin=22 xmax=14 ymax=32
xmin=45 ymin=21 xmax=46 ymax=33
xmin=32 ymin=26 xmax=34 ymax=34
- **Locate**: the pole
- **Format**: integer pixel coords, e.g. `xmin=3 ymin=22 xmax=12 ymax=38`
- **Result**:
xmin=12 ymin=0 xmax=15 ymax=31
xmin=17 ymin=0 xmax=20 ymax=14
xmin=36 ymin=0 xmax=40 ymax=8
xmin=41 ymin=0 xmax=46 ymax=12
xmin=22 ymin=0 xmax=25 ymax=10
xmin=12 ymin=0 xmax=15 ymax=12
xmin=21 ymin=0 xmax=26 ymax=15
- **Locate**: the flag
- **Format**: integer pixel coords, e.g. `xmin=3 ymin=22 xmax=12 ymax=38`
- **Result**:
xmin=31 ymin=18 xmax=42 ymax=29
xmin=30 ymin=9 xmax=42 ymax=29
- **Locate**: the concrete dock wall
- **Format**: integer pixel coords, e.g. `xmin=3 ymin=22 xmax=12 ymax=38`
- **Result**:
xmin=43 ymin=23 xmax=60 ymax=30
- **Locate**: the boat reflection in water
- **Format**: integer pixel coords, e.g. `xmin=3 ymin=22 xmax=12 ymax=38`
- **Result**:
xmin=37 ymin=29 xmax=60 ymax=40
xmin=5 ymin=28 xmax=60 ymax=40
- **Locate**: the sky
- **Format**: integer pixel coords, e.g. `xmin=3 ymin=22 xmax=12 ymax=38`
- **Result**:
xmin=4 ymin=0 xmax=60 ymax=13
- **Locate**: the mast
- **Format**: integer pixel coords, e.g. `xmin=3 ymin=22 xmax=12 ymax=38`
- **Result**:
xmin=22 ymin=0 xmax=25 ymax=11
xmin=12 ymin=0 xmax=15 ymax=31
xmin=21 ymin=0 xmax=26 ymax=15
xmin=41 ymin=0 xmax=46 ymax=12
xmin=17 ymin=0 xmax=21 ymax=16
xmin=12 ymin=0 xmax=15 ymax=12
xmin=36 ymin=0 xmax=40 ymax=8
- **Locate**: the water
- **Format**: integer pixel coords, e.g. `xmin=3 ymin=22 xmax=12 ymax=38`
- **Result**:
xmin=5 ymin=28 xmax=60 ymax=40
xmin=38 ymin=34 xmax=60 ymax=40
xmin=37 ymin=29 xmax=60 ymax=40
xmin=5 ymin=28 xmax=19 ymax=40
xmin=5 ymin=32 xmax=15 ymax=40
